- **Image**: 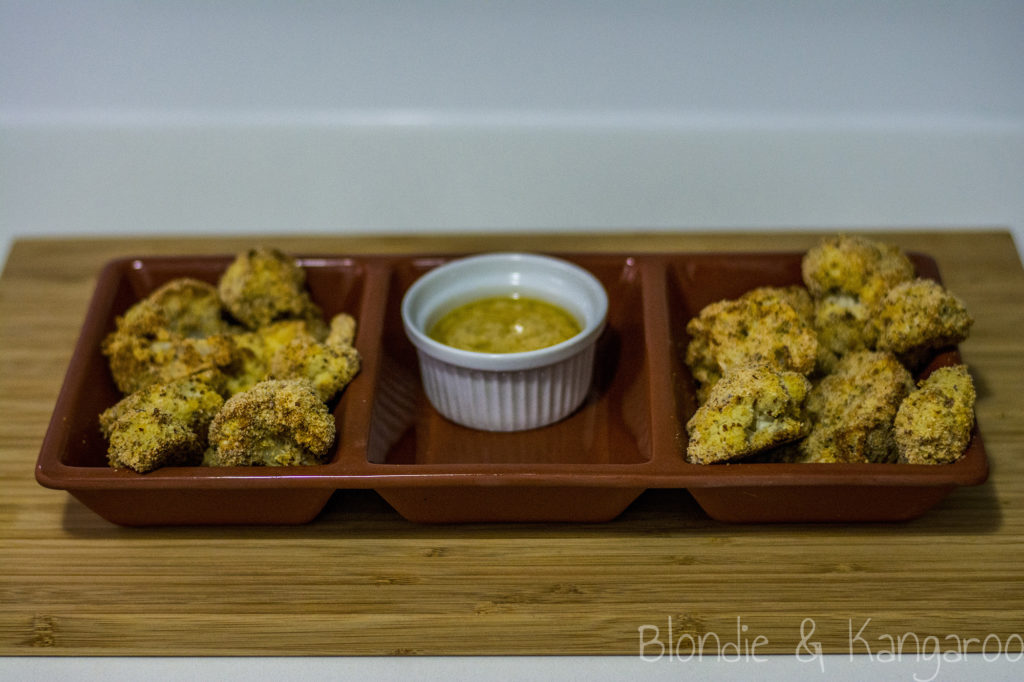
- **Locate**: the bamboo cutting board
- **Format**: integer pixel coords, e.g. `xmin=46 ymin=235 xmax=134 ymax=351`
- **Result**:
xmin=2 ymin=230 xmax=1023 ymax=656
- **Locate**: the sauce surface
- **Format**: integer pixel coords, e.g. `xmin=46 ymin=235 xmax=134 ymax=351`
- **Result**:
xmin=429 ymin=296 xmax=581 ymax=353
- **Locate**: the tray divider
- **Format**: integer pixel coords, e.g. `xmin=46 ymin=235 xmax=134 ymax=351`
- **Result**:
xmin=332 ymin=257 xmax=395 ymax=472
xmin=639 ymin=254 xmax=690 ymax=475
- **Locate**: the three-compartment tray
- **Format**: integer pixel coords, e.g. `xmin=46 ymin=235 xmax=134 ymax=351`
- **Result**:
xmin=35 ymin=251 xmax=989 ymax=525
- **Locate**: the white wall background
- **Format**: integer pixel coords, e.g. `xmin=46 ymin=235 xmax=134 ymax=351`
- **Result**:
xmin=2 ymin=0 xmax=1023 ymax=261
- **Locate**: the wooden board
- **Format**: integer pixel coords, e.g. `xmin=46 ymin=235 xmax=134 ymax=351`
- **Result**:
xmin=2 ymin=230 xmax=1023 ymax=656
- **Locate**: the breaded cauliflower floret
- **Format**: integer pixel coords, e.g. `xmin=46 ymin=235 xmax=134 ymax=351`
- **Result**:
xmin=102 ymin=328 xmax=235 ymax=395
xmin=205 ymin=379 xmax=336 ymax=466
xmin=894 ymin=365 xmax=976 ymax=464
xmin=113 ymin=277 xmax=231 ymax=339
xmin=873 ymin=278 xmax=973 ymax=362
xmin=685 ymin=286 xmax=818 ymax=401
xmin=801 ymin=234 xmax=915 ymax=306
xmin=222 ymin=316 xmax=358 ymax=399
xmin=217 ymin=247 xmax=320 ymax=329
xmin=686 ymin=364 xmax=812 ymax=464
xmin=102 ymin=277 xmax=237 ymax=394
xmin=268 ymin=335 xmax=361 ymax=402
xmin=99 ymin=376 xmax=224 ymax=472
xmin=811 ymin=293 xmax=875 ymax=374
xmin=222 ymin=318 xmax=329 ymax=395
xmin=798 ymin=350 xmax=915 ymax=463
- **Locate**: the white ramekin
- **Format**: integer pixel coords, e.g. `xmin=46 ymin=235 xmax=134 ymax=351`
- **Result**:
xmin=401 ymin=252 xmax=608 ymax=431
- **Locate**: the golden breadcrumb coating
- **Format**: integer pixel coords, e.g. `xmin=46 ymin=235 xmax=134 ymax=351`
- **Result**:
xmin=222 ymin=318 xmax=328 ymax=395
xmin=222 ymin=315 xmax=360 ymax=400
xmin=685 ymin=286 xmax=818 ymax=401
xmin=873 ymin=278 xmax=973 ymax=360
xmin=686 ymin=364 xmax=812 ymax=464
xmin=101 ymin=277 xmax=237 ymax=394
xmin=745 ymin=285 xmax=815 ymax=322
xmin=811 ymin=293 xmax=875 ymax=374
xmin=798 ymin=350 xmax=915 ymax=463
xmin=259 ymin=317 xmax=329 ymax=346
xmin=326 ymin=312 xmax=357 ymax=347
xmin=102 ymin=328 xmax=235 ymax=395
xmin=99 ymin=376 xmax=224 ymax=472
xmin=114 ymin=277 xmax=232 ymax=339
xmin=797 ymin=423 xmax=885 ymax=463
xmin=221 ymin=329 xmax=269 ymax=396
xmin=217 ymin=247 xmax=321 ymax=329
xmin=268 ymin=336 xmax=361 ymax=402
xmin=895 ymin=365 xmax=976 ymax=464
xmin=205 ymin=379 xmax=336 ymax=466
xmin=801 ymin=234 xmax=915 ymax=306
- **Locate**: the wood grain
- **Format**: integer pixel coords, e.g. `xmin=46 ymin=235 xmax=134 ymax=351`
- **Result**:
xmin=2 ymin=230 xmax=1023 ymax=656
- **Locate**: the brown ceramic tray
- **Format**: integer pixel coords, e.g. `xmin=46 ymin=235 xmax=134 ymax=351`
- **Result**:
xmin=35 ymin=251 xmax=988 ymax=525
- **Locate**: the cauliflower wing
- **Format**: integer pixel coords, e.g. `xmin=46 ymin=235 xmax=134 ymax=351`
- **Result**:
xmin=102 ymin=328 xmax=234 ymax=395
xmin=113 ymin=277 xmax=231 ymax=339
xmin=268 ymin=335 xmax=361 ymax=402
xmin=873 ymin=278 xmax=973 ymax=363
xmin=99 ymin=376 xmax=224 ymax=472
xmin=223 ymin=315 xmax=360 ymax=400
xmin=685 ymin=286 xmax=818 ymax=401
xmin=801 ymin=234 xmax=915 ymax=306
xmin=222 ymin=318 xmax=329 ymax=395
xmin=205 ymin=379 xmax=336 ymax=466
xmin=894 ymin=364 xmax=976 ymax=464
xmin=686 ymin=364 xmax=812 ymax=464
xmin=217 ymin=247 xmax=321 ymax=329
xmin=101 ymin=277 xmax=237 ymax=394
xmin=797 ymin=350 xmax=915 ymax=463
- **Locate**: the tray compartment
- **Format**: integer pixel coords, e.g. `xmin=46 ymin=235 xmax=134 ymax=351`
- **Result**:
xmin=366 ymin=254 xmax=653 ymax=467
xmin=660 ymin=251 xmax=989 ymax=523
xmin=35 ymin=255 xmax=378 ymax=525
xmin=364 ymin=254 xmax=655 ymax=523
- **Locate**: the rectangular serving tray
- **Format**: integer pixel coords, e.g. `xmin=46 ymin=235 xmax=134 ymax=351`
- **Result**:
xmin=35 ymin=251 xmax=989 ymax=525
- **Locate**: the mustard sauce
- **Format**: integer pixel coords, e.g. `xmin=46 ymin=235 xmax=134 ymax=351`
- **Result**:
xmin=429 ymin=296 xmax=581 ymax=353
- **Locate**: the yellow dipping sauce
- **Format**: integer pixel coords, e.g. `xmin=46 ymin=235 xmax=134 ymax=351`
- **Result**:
xmin=429 ymin=296 xmax=581 ymax=353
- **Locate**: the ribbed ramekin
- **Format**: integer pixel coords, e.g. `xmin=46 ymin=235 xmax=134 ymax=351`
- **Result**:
xmin=400 ymin=253 xmax=608 ymax=431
